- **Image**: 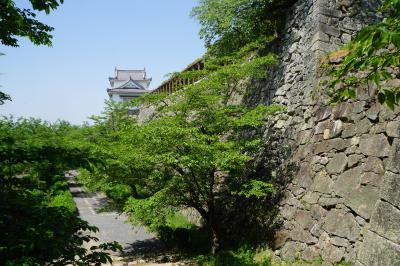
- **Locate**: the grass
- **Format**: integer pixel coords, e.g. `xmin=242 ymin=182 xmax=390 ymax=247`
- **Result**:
xmin=166 ymin=212 xmax=196 ymax=230
xmin=197 ymin=246 xmax=272 ymax=266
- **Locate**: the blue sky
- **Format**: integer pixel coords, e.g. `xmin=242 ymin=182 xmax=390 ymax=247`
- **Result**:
xmin=0 ymin=0 xmax=205 ymax=124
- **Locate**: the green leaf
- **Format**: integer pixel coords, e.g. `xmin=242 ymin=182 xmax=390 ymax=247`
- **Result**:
xmin=378 ymin=91 xmax=386 ymax=103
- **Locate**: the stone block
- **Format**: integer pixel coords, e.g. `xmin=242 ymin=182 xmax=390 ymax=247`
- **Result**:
xmin=312 ymin=31 xmax=330 ymax=44
xmin=333 ymin=102 xmax=353 ymax=120
xmin=312 ymin=155 xmax=329 ymax=165
xmin=355 ymin=118 xmax=372 ymax=134
xmin=314 ymin=138 xmax=348 ymax=155
xmin=380 ymin=171 xmax=400 ymax=209
xmin=280 ymin=241 xmax=306 ymax=261
xmin=293 ymin=144 xmax=312 ymax=161
xmin=302 ymin=245 xmax=321 ymax=261
xmin=366 ymin=104 xmax=380 ymax=122
xmin=319 ymin=7 xmax=342 ymax=18
xmin=358 ymin=134 xmax=391 ymax=157
xmin=385 ymin=139 xmax=400 ymax=173
xmin=370 ymin=200 xmax=400 ymax=243
xmin=350 ymin=136 xmax=360 ymax=146
xmin=347 ymin=154 xmax=363 ymax=168
xmin=358 ymin=230 xmax=400 ymax=266
xmin=275 ymin=84 xmax=290 ymax=96
xmin=333 ymin=166 xmax=362 ymax=197
xmin=312 ymin=170 xmax=333 ymax=194
xmin=370 ymin=122 xmax=387 ymax=134
xmin=326 ymin=153 xmax=348 ymax=174
xmin=330 ymin=236 xmax=350 ymax=247
xmin=331 ymin=120 xmax=344 ymax=138
xmin=320 ymin=239 xmax=346 ymax=263
xmin=341 ymin=33 xmax=352 ymax=43
xmin=294 ymin=210 xmax=314 ymax=230
xmin=356 ymin=215 xmax=367 ymax=226
xmin=363 ymin=156 xmax=384 ymax=174
xmin=315 ymin=120 xmax=332 ymax=134
xmin=319 ymin=196 xmax=343 ymax=208
xmin=336 ymin=0 xmax=353 ymax=8
xmin=311 ymin=223 xmax=323 ymax=237
xmin=328 ymin=138 xmax=348 ymax=151
xmin=322 ymin=209 xmax=360 ymax=241
xmin=296 ymin=163 xmax=314 ymax=188
xmin=387 ymin=121 xmax=400 ymax=137
xmin=290 ymin=226 xmax=318 ymax=244
xmin=312 ymin=40 xmax=336 ymax=53
xmin=312 ymin=142 xmax=331 ymax=155
xmin=360 ymin=172 xmax=383 ymax=187
xmin=342 ymin=123 xmax=356 ymax=138
xmin=273 ymin=230 xmax=290 ymax=249
xmin=344 ymin=185 xmax=379 ymax=220
xmin=315 ymin=106 xmax=333 ymax=122
xmin=323 ymin=129 xmax=330 ymax=140
xmin=281 ymin=205 xmax=296 ymax=220
xmin=302 ymin=192 xmax=320 ymax=204
xmin=298 ymin=130 xmax=313 ymax=145
xmin=311 ymin=204 xmax=328 ymax=220
xmin=292 ymin=186 xmax=305 ymax=197
xmin=319 ymin=23 xmax=341 ymax=37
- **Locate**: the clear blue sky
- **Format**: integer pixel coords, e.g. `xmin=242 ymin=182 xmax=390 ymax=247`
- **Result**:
xmin=0 ymin=0 xmax=205 ymax=124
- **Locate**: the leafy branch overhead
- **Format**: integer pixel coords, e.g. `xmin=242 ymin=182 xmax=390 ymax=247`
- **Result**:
xmin=191 ymin=0 xmax=296 ymax=55
xmin=0 ymin=0 xmax=64 ymax=47
xmin=328 ymin=0 xmax=400 ymax=109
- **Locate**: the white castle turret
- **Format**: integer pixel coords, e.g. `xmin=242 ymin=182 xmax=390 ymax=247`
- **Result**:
xmin=107 ymin=68 xmax=152 ymax=102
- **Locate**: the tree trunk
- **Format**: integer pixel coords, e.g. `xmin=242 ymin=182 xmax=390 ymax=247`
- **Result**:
xmin=207 ymin=209 xmax=222 ymax=255
xmin=210 ymin=225 xmax=221 ymax=255
xmin=193 ymin=206 xmax=221 ymax=254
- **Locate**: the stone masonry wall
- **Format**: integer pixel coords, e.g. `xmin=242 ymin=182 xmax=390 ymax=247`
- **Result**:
xmin=247 ymin=0 xmax=400 ymax=265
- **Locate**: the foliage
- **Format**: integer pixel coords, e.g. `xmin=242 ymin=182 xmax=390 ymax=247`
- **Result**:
xmin=0 ymin=0 xmax=64 ymax=47
xmin=232 ymin=179 xmax=275 ymax=199
xmin=85 ymin=38 xmax=286 ymax=255
xmin=191 ymin=0 xmax=296 ymax=55
xmin=197 ymin=246 xmax=272 ymax=266
xmin=329 ymin=0 xmax=400 ymax=109
xmin=0 ymin=53 xmax=11 ymax=105
xmin=0 ymin=117 xmax=121 ymax=265
xmin=0 ymin=91 xmax=11 ymax=105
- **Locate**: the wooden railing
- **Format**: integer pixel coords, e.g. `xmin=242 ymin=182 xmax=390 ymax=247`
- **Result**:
xmin=152 ymin=59 xmax=204 ymax=94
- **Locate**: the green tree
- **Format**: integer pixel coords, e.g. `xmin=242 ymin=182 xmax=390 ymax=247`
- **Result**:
xmin=329 ymin=0 xmax=400 ymax=109
xmin=0 ymin=118 xmax=121 ymax=265
xmin=0 ymin=0 xmax=63 ymax=47
xmin=191 ymin=0 xmax=296 ymax=54
xmin=87 ymin=44 xmax=283 ymax=254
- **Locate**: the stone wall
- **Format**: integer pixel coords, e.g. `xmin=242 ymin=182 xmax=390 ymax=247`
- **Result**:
xmin=247 ymin=0 xmax=400 ymax=265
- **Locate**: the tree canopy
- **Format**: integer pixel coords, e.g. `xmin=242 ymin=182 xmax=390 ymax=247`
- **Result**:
xmin=0 ymin=118 xmax=121 ymax=265
xmin=191 ymin=0 xmax=296 ymax=55
xmin=80 ymin=41 xmax=286 ymax=254
xmin=0 ymin=0 xmax=63 ymax=47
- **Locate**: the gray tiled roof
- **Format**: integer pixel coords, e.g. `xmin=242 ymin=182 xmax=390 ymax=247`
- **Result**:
xmin=109 ymin=68 xmax=152 ymax=90
xmin=116 ymin=69 xmax=146 ymax=81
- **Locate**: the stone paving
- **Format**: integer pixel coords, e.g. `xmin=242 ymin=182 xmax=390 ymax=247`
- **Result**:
xmin=67 ymin=176 xmax=154 ymax=249
xmin=66 ymin=173 xmax=185 ymax=265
